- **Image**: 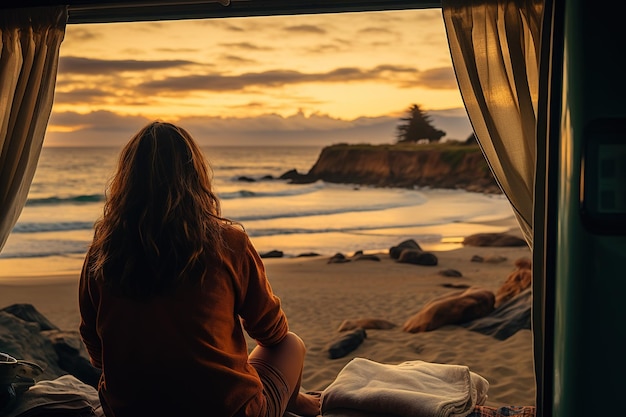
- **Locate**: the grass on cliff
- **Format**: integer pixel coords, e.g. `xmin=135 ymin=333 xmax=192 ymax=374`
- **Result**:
xmin=328 ymin=141 xmax=480 ymax=152
xmin=328 ymin=142 xmax=482 ymax=164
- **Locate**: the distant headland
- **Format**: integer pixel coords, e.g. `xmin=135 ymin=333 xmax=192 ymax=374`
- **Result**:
xmin=280 ymin=142 xmax=501 ymax=194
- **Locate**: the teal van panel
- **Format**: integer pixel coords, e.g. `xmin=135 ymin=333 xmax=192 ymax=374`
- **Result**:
xmin=552 ymin=0 xmax=626 ymax=416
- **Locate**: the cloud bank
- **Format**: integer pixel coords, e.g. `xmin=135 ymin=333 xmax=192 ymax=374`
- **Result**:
xmin=45 ymin=108 xmax=472 ymax=147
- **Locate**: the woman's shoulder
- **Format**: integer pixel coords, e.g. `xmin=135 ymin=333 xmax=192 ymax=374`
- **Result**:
xmin=220 ymin=223 xmax=251 ymax=248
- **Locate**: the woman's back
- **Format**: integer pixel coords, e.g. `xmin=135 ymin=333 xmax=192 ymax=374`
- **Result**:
xmin=80 ymin=225 xmax=288 ymax=417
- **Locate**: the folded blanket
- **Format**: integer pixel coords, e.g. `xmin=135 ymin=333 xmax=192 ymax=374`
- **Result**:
xmin=321 ymin=358 xmax=489 ymax=417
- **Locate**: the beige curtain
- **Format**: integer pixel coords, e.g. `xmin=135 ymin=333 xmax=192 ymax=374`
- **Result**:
xmin=0 ymin=6 xmax=67 ymax=252
xmin=442 ymin=0 xmax=543 ymax=247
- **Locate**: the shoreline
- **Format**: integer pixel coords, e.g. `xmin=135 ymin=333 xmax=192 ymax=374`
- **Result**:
xmin=0 ymin=215 xmax=523 ymax=280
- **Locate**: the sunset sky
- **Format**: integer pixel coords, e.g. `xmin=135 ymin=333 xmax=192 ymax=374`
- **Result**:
xmin=47 ymin=8 xmax=472 ymax=147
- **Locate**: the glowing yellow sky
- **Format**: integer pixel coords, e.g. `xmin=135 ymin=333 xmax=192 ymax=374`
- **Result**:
xmin=48 ymin=9 xmax=470 ymax=146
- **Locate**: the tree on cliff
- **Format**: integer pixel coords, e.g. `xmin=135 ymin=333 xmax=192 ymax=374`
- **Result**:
xmin=395 ymin=104 xmax=446 ymax=144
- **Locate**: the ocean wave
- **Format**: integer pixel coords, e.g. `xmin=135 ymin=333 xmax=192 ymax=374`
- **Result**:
xmin=0 ymin=249 xmax=88 ymax=259
xmin=11 ymin=221 xmax=94 ymax=234
xmin=219 ymin=190 xmax=258 ymax=199
xmin=218 ymin=182 xmax=325 ymax=200
xmin=26 ymin=194 xmax=104 ymax=206
xmin=233 ymin=208 xmax=375 ymax=222
xmin=246 ymin=223 xmax=447 ymax=238
xmin=0 ymin=239 xmax=89 ymax=259
xmin=230 ymin=198 xmax=424 ymax=222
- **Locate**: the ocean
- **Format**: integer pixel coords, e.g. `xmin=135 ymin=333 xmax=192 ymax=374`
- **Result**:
xmin=0 ymin=145 xmax=515 ymax=276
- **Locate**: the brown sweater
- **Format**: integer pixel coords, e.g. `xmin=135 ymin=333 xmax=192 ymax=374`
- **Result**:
xmin=78 ymin=226 xmax=289 ymax=417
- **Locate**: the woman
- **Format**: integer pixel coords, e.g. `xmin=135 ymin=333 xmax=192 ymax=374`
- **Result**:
xmin=79 ymin=121 xmax=320 ymax=417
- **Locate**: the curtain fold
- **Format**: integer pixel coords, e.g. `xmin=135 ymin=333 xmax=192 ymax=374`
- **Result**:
xmin=442 ymin=0 xmax=543 ymax=247
xmin=0 ymin=6 xmax=67 ymax=252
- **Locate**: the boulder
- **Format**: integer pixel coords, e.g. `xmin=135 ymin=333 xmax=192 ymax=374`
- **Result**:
xmin=260 ymin=250 xmax=283 ymax=258
xmin=389 ymin=239 xmax=422 ymax=259
xmin=402 ymin=288 xmax=495 ymax=333
xmin=397 ymin=249 xmax=438 ymax=266
xmin=328 ymin=253 xmax=350 ymax=264
xmin=351 ymin=252 xmax=381 ymax=262
xmin=1 ymin=304 xmax=58 ymax=331
xmin=278 ymin=169 xmax=299 ymax=180
xmin=326 ymin=328 xmax=366 ymax=359
xmin=279 ymin=169 xmax=315 ymax=184
xmin=495 ymin=257 xmax=532 ymax=308
xmin=0 ymin=311 xmax=63 ymax=381
xmin=461 ymin=288 xmax=531 ymax=340
xmin=0 ymin=305 xmax=101 ymax=388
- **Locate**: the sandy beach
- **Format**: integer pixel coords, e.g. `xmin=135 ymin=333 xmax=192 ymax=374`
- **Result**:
xmin=0 ymin=234 xmax=535 ymax=409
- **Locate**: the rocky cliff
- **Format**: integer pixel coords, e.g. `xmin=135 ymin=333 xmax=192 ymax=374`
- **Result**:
xmin=284 ymin=143 xmax=501 ymax=194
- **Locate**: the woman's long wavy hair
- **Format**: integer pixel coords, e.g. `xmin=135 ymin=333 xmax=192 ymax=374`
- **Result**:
xmin=89 ymin=121 xmax=229 ymax=297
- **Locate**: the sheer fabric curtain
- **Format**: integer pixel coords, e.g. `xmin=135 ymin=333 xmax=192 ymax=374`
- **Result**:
xmin=0 ymin=6 xmax=67 ymax=252
xmin=442 ymin=0 xmax=543 ymax=247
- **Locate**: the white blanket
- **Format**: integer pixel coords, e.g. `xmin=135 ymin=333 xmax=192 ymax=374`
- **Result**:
xmin=321 ymin=358 xmax=489 ymax=417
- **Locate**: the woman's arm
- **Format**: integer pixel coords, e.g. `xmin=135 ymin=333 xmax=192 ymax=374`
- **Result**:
xmin=237 ymin=236 xmax=289 ymax=347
